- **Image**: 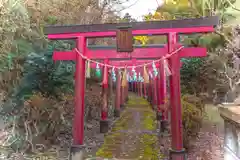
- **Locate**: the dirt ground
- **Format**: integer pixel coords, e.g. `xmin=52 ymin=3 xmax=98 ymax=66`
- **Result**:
xmin=187 ymin=104 xmax=224 ymax=160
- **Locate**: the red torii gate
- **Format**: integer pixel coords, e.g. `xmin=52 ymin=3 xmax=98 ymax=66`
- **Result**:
xmin=44 ymin=16 xmax=219 ymax=160
xmin=109 ymin=59 xmax=184 ymax=119
xmin=53 ymin=45 xmax=205 ymax=131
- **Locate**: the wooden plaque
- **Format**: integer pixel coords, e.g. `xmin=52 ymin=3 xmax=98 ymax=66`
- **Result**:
xmin=116 ymin=26 xmax=133 ymax=52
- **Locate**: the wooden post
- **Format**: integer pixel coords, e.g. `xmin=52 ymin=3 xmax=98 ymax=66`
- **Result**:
xmin=137 ymin=81 xmax=139 ymax=94
xmin=159 ymin=61 xmax=169 ymax=131
xmin=168 ymin=32 xmax=186 ymax=160
xmin=149 ymin=77 xmax=154 ymax=110
xmin=156 ymin=73 xmax=161 ymax=120
xmin=140 ymin=82 xmax=143 ymax=97
xmin=144 ymin=82 xmax=147 ymax=98
xmin=148 ymin=77 xmax=152 ymax=102
xmin=100 ymin=59 xmax=109 ymax=133
xmin=131 ymin=82 xmax=134 ymax=92
xmin=125 ymin=81 xmax=129 ymax=101
xmin=114 ymin=70 xmax=121 ymax=117
xmin=134 ymin=81 xmax=137 ymax=93
xmin=120 ymin=80 xmax=123 ymax=108
xmin=139 ymin=82 xmax=141 ymax=97
xmin=121 ymin=86 xmax=124 ymax=106
xmin=153 ymin=77 xmax=158 ymax=110
xmin=120 ymin=72 xmax=125 ymax=108
xmin=70 ymin=36 xmax=86 ymax=160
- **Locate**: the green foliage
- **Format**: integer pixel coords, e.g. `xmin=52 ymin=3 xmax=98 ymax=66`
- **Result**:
xmin=0 ymin=39 xmax=80 ymax=152
xmin=182 ymin=94 xmax=204 ymax=149
xmin=142 ymin=0 xmax=236 ymax=95
xmin=0 ymin=41 xmax=75 ymax=120
xmin=181 ymin=58 xmax=204 ymax=94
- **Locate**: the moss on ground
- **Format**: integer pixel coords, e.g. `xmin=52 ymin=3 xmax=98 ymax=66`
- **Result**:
xmin=139 ymin=106 xmax=159 ymax=160
xmin=96 ymin=110 xmax=131 ymax=158
xmin=96 ymin=96 xmax=160 ymax=159
xmin=127 ymin=97 xmax=149 ymax=106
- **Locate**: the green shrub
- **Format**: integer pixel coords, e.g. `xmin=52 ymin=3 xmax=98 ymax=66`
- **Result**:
xmin=182 ymin=95 xmax=204 ymax=149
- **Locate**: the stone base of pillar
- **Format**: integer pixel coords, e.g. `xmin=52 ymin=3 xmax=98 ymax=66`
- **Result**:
xmin=152 ymin=105 xmax=156 ymax=111
xmin=152 ymin=105 xmax=155 ymax=111
xmin=114 ymin=109 xmax=120 ymax=118
xmin=160 ymin=120 xmax=169 ymax=133
xmin=169 ymin=148 xmax=187 ymax=160
xmin=69 ymin=145 xmax=85 ymax=160
xmin=120 ymin=104 xmax=125 ymax=110
xmin=100 ymin=120 xmax=109 ymax=133
xmin=156 ymin=112 xmax=163 ymax=121
xmin=151 ymin=101 xmax=154 ymax=105
xmin=147 ymin=97 xmax=151 ymax=102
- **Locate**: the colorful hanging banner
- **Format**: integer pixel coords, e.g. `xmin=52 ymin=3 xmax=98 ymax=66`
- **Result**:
xmin=149 ymin=71 xmax=153 ymax=79
xmin=102 ymin=64 xmax=108 ymax=85
xmin=163 ymin=59 xmax=172 ymax=76
xmin=152 ymin=61 xmax=158 ymax=77
xmin=143 ymin=65 xmax=149 ymax=83
xmin=132 ymin=67 xmax=137 ymax=82
xmin=127 ymin=72 xmax=130 ymax=82
xmin=73 ymin=46 xmax=185 ymax=79
xmin=96 ymin=63 xmax=101 ymax=78
xmin=111 ymin=67 xmax=116 ymax=82
xmin=138 ymin=72 xmax=141 ymax=82
xmin=74 ymin=46 xmax=184 ymax=70
xmin=121 ymin=68 xmax=127 ymax=87
xmin=86 ymin=61 xmax=91 ymax=78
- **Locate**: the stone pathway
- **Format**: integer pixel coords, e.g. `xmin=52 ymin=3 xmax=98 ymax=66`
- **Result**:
xmin=94 ymin=95 xmax=164 ymax=159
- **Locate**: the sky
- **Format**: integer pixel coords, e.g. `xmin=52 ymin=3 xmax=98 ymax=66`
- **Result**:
xmin=120 ymin=0 xmax=163 ymax=20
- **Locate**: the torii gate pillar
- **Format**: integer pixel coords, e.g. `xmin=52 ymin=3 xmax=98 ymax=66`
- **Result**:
xmin=134 ymin=81 xmax=137 ymax=93
xmin=100 ymin=59 xmax=109 ymax=133
xmin=147 ymin=77 xmax=153 ymax=108
xmin=157 ymin=62 xmax=168 ymax=132
xmin=143 ymin=82 xmax=147 ymax=98
xmin=125 ymin=82 xmax=129 ymax=102
xmin=70 ymin=37 xmax=86 ymax=159
xmin=120 ymin=73 xmax=125 ymax=109
xmin=153 ymin=76 xmax=158 ymax=110
xmin=168 ymin=33 xmax=186 ymax=160
xmin=139 ymin=82 xmax=141 ymax=97
xmin=114 ymin=70 xmax=121 ymax=117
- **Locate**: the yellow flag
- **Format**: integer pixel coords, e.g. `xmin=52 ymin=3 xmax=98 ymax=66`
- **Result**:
xmin=134 ymin=36 xmax=149 ymax=46
xmin=143 ymin=65 xmax=149 ymax=83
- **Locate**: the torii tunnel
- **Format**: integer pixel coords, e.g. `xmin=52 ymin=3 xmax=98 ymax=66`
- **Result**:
xmin=44 ymin=16 xmax=219 ymax=160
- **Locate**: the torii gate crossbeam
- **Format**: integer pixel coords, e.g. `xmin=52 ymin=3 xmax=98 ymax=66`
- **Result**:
xmin=53 ymin=45 xmax=206 ymax=60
